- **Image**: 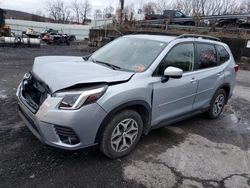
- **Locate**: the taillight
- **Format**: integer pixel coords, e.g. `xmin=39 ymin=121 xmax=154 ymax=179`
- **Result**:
xmin=234 ymin=64 xmax=240 ymax=72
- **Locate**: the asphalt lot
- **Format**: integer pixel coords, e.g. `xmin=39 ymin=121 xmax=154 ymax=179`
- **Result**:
xmin=0 ymin=46 xmax=249 ymax=188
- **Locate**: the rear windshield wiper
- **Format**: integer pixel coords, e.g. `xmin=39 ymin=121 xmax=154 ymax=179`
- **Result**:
xmin=91 ymin=58 xmax=121 ymax=70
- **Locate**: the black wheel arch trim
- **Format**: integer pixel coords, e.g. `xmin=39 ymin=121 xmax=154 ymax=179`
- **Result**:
xmin=95 ymin=100 xmax=152 ymax=143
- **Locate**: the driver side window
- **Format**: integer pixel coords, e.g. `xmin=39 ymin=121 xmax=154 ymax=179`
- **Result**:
xmin=175 ymin=11 xmax=183 ymax=17
xmin=155 ymin=43 xmax=194 ymax=76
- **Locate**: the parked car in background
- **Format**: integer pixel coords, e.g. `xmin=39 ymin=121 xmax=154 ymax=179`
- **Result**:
xmin=215 ymin=18 xmax=250 ymax=29
xmin=215 ymin=18 xmax=244 ymax=27
xmin=145 ymin=10 xmax=195 ymax=25
xmin=17 ymin=34 xmax=238 ymax=159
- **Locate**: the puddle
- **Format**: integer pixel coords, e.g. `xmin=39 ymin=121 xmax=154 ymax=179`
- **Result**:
xmin=0 ymin=90 xmax=8 ymax=99
xmin=0 ymin=94 xmax=8 ymax=99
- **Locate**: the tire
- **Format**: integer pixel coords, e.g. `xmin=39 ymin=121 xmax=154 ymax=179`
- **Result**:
xmin=100 ymin=110 xmax=143 ymax=159
xmin=206 ymin=89 xmax=227 ymax=119
xmin=185 ymin=21 xmax=195 ymax=26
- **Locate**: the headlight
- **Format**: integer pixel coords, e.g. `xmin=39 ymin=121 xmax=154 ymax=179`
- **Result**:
xmin=54 ymin=86 xmax=107 ymax=110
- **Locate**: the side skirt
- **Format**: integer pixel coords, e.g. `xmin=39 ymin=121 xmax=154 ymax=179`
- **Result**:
xmin=149 ymin=107 xmax=209 ymax=132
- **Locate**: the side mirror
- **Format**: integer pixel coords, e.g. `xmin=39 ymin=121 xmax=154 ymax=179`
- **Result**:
xmin=164 ymin=66 xmax=183 ymax=79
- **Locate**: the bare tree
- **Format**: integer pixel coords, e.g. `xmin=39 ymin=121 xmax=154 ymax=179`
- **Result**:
xmin=46 ymin=1 xmax=59 ymax=21
xmin=173 ymin=0 xmax=241 ymax=16
xmin=61 ymin=8 xmax=71 ymax=23
xmin=204 ymin=0 xmax=240 ymax=15
xmin=238 ymin=0 xmax=250 ymax=13
xmin=143 ymin=2 xmax=156 ymax=15
xmin=203 ymin=0 xmax=221 ymax=15
xmin=45 ymin=0 xmax=71 ymax=23
xmin=124 ymin=4 xmax=135 ymax=21
xmin=155 ymin=0 xmax=173 ymax=14
xmin=71 ymin=0 xmax=81 ymax=23
xmin=172 ymin=0 xmax=191 ymax=16
xmin=80 ymin=0 xmax=91 ymax=24
xmin=104 ymin=6 xmax=115 ymax=18
xmin=173 ymin=0 xmax=205 ymax=16
xmin=94 ymin=9 xmax=103 ymax=19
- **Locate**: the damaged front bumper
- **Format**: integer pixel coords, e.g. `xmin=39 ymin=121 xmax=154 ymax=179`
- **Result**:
xmin=16 ymin=79 xmax=107 ymax=150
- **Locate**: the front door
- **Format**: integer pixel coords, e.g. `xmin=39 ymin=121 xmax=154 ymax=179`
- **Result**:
xmin=151 ymin=43 xmax=198 ymax=126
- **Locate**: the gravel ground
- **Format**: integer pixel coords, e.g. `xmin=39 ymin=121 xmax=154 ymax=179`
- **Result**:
xmin=0 ymin=45 xmax=249 ymax=188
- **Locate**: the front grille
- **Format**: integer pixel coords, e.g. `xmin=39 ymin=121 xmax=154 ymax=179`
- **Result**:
xmin=21 ymin=74 xmax=48 ymax=113
xmin=54 ymin=125 xmax=80 ymax=145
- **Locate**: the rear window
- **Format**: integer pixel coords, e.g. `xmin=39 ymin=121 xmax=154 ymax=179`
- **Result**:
xmin=196 ymin=43 xmax=217 ymax=69
xmin=216 ymin=45 xmax=230 ymax=65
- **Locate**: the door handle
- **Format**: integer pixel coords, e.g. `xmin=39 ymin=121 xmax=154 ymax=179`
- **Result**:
xmin=217 ymin=72 xmax=223 ymax=77
xmin=190 ymin=77 xmax=196 ymax=83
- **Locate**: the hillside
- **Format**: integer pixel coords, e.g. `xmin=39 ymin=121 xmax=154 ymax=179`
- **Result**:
xmin=4 ymin=9 xmax=53 ymax=22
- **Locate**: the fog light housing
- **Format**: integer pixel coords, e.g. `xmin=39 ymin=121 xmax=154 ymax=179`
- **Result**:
xmin=54 ymin=125 xmax=80 ymax=145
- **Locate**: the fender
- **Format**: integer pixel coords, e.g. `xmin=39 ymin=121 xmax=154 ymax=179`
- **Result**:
xmin=213 ymin=83 xmax=231 ymax=103
xmin=95 ymin=100 xmax=152 ymax=143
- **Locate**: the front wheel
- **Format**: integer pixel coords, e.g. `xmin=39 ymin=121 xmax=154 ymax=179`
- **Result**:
xmin=207 ymin=89 xmax=227 ymax=119
xmin=100 ymin=110 xmax=143 ymax=159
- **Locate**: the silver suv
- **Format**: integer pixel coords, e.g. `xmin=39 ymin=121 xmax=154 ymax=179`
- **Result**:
xmin=17 ymin=34 xmax=239 ymax=159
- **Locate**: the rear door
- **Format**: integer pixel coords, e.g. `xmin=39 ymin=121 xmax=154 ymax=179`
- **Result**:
xmin=192 ymin=42 xmax=226 ymax=110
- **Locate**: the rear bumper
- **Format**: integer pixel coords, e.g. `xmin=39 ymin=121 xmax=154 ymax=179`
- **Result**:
xmin=17 ymin=84 xmax=107 ymax=150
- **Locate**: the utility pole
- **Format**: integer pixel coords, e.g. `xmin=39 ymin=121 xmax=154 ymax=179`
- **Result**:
xmin=120 ymin=0 xmax=124 ymax=26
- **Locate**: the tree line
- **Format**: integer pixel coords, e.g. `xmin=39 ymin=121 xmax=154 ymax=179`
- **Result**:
xmin=37 ymin=0 xmax=250 ymax=24
xmin=142 ymin=0 xmax=250 ymax=16
xmin=43 ymin=0 xmax=91 ymax=24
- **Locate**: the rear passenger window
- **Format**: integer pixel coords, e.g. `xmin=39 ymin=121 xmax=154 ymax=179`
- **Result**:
xmin=196 ymin=43 xmax=217 ymax=69
xmin=216 ymin=45 xmax=230 ymax=65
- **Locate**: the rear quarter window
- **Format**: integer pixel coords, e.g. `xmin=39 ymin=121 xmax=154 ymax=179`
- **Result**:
xmin=216 ymin=45 xmax=230 ymax=65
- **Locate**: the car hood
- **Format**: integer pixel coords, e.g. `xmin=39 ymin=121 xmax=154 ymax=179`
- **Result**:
xmin=32 ymin=56 xmax=135 ymax=93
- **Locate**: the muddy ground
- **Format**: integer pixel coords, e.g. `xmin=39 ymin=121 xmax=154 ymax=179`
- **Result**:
xmin=0 ymin=46 xmax=249 ymax=188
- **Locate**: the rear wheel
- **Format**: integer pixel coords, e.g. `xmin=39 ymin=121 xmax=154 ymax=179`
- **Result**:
xmin=100 ymin=110 xmax=143 ymax=159
xmin=207 ymin=89 xmax=226 ymax=119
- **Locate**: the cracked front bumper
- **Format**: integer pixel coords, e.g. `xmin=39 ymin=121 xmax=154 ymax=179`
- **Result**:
xmin=17 ymin=83 xmax=107 ymax=150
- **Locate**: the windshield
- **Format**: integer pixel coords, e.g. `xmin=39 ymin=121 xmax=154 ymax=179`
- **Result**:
xmin=90 ymin=37 xmax=167 ymax=72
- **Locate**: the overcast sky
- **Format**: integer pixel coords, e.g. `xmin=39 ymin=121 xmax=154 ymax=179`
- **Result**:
xmin=0 ymin=0 xmax=147 ymax=14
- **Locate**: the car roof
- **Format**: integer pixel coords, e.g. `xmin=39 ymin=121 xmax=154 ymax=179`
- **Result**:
xmin=124 ymin=34 xmax=176 ymax=43
xmin=124 ymin=34 xmax=227 ymax=48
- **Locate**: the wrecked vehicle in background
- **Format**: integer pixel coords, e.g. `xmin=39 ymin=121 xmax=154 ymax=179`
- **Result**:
xmin=21 ymin=28 xmax=76 ymax=45
xmin=215 ymin=18 xmax=250 ymax=28
xmin=22 ymin=28 xmax=40 ymax=38
xmin=41 ymin=28 xmax=76 ymax=45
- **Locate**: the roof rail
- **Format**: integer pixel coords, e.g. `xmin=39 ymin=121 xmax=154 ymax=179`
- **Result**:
xmin=177 ymin=34 xmax=221 ymax=42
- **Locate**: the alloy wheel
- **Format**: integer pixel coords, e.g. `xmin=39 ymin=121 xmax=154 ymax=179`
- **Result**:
xmin=111 ymin=118 xmax=139 ymax=152
xmin=213 ymin=94 xmax=225 ymax=116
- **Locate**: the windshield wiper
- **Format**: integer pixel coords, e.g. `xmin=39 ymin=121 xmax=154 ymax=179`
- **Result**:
xmin=91 ymin=58 xmax=121 ymax=70
xmin=82 ymin=55 xmax=91 ymax=61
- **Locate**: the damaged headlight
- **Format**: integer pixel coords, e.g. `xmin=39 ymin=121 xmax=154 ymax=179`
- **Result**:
xmin=54 ymin=86 xmax=107 ymax=110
